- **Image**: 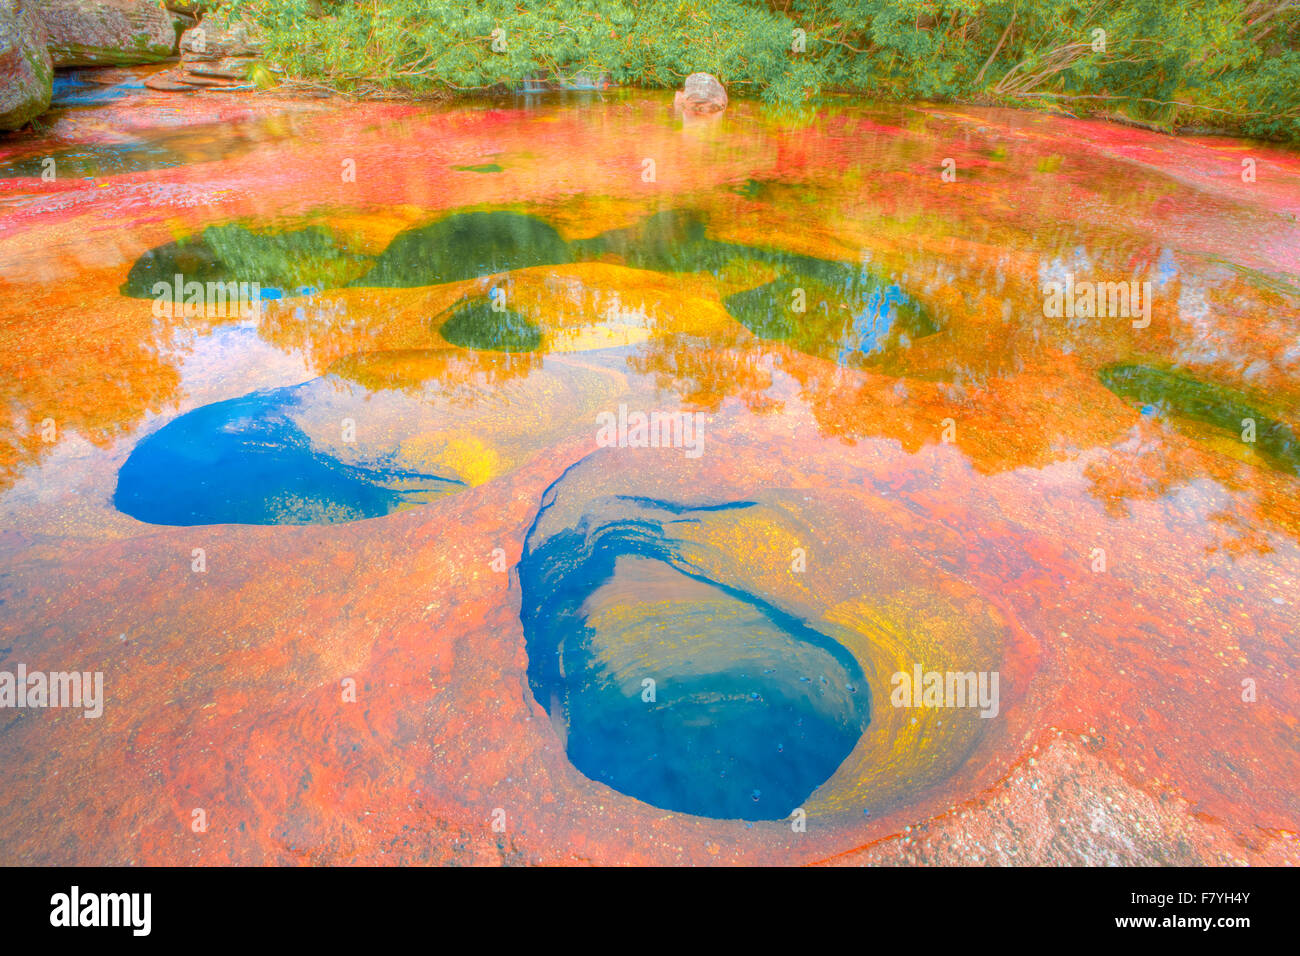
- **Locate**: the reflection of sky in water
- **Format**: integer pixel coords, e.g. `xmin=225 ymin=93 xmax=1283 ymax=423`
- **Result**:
xmin=838 ymin=283 xmax=910 ymax=364
xmin=0 ymin=321 xmax=315 ymax=534
xmin=0 ymin=115 xmax=298 ymax=180
xmin=114 ymin=386 xmax=464 ymax=526
xmin=1039 ymin=246 xmax=1181 ymax=292
xmin=520 ymin=494 xmax=870 ymax=820
xmin=1155 ymin=247 xmax=1179 ymax=287
xmin=1 ymin=92 xmax=1296 ymax=529
xmin=0 ymin=141 xmax=188 ymax=179
xmin=51 ymin=72 xmax=144 ymax=107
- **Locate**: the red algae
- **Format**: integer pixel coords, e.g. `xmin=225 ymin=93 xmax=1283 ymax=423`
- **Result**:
xmin=0 ymin=72 xmax=1297 ymax=865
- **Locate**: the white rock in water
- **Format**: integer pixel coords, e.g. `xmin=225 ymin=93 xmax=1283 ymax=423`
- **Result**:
xmin=673 ymin=72 xmax=728 ymax=114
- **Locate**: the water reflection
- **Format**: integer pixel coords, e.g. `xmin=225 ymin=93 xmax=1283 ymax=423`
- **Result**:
xmin=1100 ymin=363 xmax=1300 ymax=475
xmin=90 ymin=189 xmax=1300 ymax=522
xmin=520 ymin=491 xmax=870 ymax=820
xmin=358 ymin=211 xmax=571 ymax=287
xmin=114 ymin=385 xmax=465 ymax=526
xmin=2 ymin=92 xmax=1296 ymax=526
xmin=438 ymin=298 xmax=544 ymax=352
xmin=2 ymin=83 xmax=1298 ymax=862
xmin=0 ymin=114 xmax=307 ymax=179
xmin=121 ymin=223 xmax=371 ymax=300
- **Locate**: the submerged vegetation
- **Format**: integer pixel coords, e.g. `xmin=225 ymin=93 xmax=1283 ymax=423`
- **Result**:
xmin=438 ymin=299 xmax=546 ymax=352
xmin=216 ymin=0 xmax=1299 ymax=138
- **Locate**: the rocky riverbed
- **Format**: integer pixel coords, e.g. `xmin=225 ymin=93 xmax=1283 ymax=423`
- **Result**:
xmin=0 ymin=67 xmax=1297 ymax=865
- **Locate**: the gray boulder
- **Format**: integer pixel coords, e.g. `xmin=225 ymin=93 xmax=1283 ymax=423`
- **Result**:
xmin=142 ymin=15 xmax=264 ymax=91
xmin=179 ymin=13 xmax=261 ymax=60
xmin=0 ymin=0 xmax=52 ymax=131
xmin=32 ymin=0 xmax=178 ymax=67
xmin=673 ymin=72 xmax=728 ymax=114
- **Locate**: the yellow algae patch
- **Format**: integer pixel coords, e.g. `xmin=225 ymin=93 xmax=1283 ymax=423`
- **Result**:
xmin=547 ymin=323 xmax=653 ymax=351
xmin=542 ymin=196 xmax=677 ymax=242
xmin=441 ymin=435 xmax=501 ymax=487
xmin=397 ymin=433 xmax=502 ymax=488
xmin=666 ymin=501 xmax=820 ymax=609
xmin=296 ymin=206 xmax=440 ymax=256
xmin=810 ymin=592 xmax=1004 ymax=816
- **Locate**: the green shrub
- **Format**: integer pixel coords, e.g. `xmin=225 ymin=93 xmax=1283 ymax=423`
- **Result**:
xmin=215 ymin=0 xmax=1300 ymax=139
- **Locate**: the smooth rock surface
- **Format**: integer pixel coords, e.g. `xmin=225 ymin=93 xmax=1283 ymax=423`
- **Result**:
xmin=673 ymin=71 xmax=728 ymax=113
xmin=179 ymin=13 xmax=261 ymax=60
xmin=0 ymin=0 xmax=52 ymax=130
xmin=2 ymin=77 xmax=1298 ymax=867
xmin=32 ymin=0 xmax=177 ymax=67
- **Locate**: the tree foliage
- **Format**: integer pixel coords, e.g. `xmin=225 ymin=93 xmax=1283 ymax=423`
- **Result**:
xmin=215 ymin=0 xmax=1300 ymax=138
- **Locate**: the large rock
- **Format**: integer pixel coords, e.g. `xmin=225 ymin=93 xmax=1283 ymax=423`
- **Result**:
xmin=673 ymin=72 xmax=728 ymax=114
xmin=0 ymin=0 xmax=52 ymax=130
xmin=144 ymin=15 xmax=263 ymax=92
xmin=32 ymin=0 xmax=178 ymax=67
xmin=179 ymin=13 xmax=261 ymax=60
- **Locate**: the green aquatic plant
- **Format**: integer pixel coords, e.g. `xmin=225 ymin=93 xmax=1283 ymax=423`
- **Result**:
xmin=724 ymin=268 xmax=939 ymax=367
xmin=572 ymin=210 xmax=734 ymax=273
xmin=201 ymin=223 xmax=371 ymax=291
xmin=356 ymin=211 xmax=572 ymax=287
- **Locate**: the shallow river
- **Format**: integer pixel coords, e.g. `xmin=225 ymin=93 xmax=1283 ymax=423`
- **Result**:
xmin=0 ymin=69 xmax=1297 ymax=863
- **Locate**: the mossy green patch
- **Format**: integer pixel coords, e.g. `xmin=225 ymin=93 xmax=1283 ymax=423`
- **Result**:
xmin=723 ymin=265 xmax=939 ymax=367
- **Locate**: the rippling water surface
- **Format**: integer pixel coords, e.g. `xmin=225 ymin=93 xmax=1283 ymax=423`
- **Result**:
xmin=1 ymin=74 xmax=1297 ymax=863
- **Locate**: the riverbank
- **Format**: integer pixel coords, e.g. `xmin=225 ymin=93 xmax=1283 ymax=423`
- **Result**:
xmin=4 ymin=1 xmax=1298 ymax=142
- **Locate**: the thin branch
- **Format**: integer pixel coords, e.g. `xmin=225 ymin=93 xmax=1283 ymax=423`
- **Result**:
xmin=975 ymin=11 xmax=1016 ymax=86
